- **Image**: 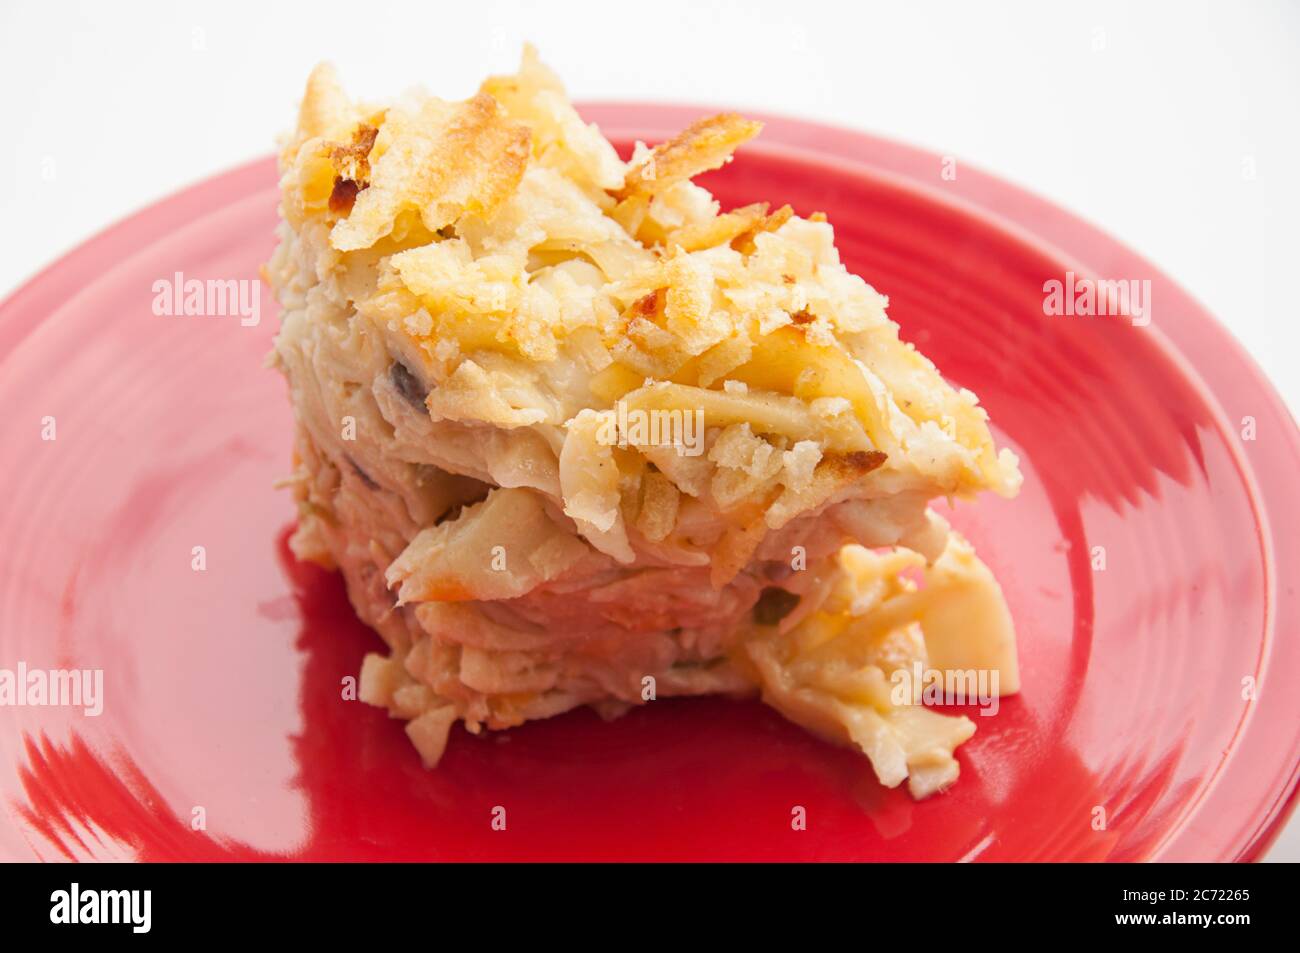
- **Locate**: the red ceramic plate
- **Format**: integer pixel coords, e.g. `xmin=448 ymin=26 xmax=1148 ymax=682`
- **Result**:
xmin=1 ymin=105 xmax=1297 ymax=862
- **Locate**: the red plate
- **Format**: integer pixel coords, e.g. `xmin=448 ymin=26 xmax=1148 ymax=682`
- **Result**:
xmin=1 ymin=105 xmax=1297 ymax=862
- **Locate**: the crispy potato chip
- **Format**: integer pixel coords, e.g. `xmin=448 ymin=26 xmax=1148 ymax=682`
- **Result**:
xmin=331 ymin=93 xmax=531 ymax=251
xmin=616 ymin=112 xmax=762 ymax=200
xmin=284 ymin=62 xmax=359 ymax=164
xmin=667 ymin=202 xmax=769 ymax=252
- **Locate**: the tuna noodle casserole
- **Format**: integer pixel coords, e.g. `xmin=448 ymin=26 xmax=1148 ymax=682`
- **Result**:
xmin=267 ymin=47 xmax=1023 ymax=798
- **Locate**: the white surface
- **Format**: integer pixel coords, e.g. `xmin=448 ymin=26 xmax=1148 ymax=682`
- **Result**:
xmin=1 ymin=0 xmax=1297 ymax=861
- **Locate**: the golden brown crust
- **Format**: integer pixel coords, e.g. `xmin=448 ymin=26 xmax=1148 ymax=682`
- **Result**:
xmin=438 ymin=92 xmax=532 ymax=218
xmin=666 ymin=202 xmax=769 ymax=252
xmin=628 ymin=287 xmax=665 ymax=319
xmin=326 ymin=124 xmax=379 ymax=217
xmin=289 ymin=63 xmax=357 ymax=158
xmin=330 ymin=123 xmax=379 ymax=183
xmin=730 ymin=203 xmax=794 ymax=254
xmin=329 ymin=177 xmax=361 ymax=215
xmin=833 ymin=449 xmax=888 ymax=476
xmin=330 ymin=93 xmax=532 ymax=251
xmin=615 ymin=112 xmax=763 ymax=200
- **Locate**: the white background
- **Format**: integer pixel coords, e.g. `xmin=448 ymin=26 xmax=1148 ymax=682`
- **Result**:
xmin=1 ymin=0 xmax=1297 ymax=861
